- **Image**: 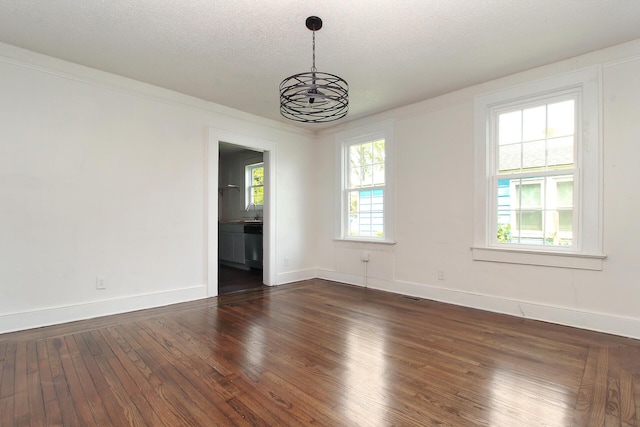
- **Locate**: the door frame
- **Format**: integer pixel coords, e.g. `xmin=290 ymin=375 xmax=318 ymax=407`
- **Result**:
xmin=207 ymin=129 xmax=277 ymax=297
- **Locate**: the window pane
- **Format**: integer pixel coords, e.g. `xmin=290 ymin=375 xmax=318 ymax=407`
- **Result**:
xmin=373 ymin=140 xmax=385 ymax=163
xmin=496 ymin=179 xmax=511 ymax=243
xmin=348 ymin=190 xmax=360 ymax=236
xmin=251 ymin=186 xmax=264 ymax=205
xmin=519 ymin=183 xmax=541 ymax=208
xmin=349 ymin=166 xmax=362 ymax=188
xmin=547 ymin=136 xmax=574 ymax=169
xmin=348 ymin=188 xmax=384 ymax=237
xmin=360 ymin=189 xmax=373 ymax=236
xmin=349 ymin=140 xmax=386 ymax=189
xmin=373 ymin=164 xmax=385 ymax=185
xmin=362 ymin=142 xmax=373 ymax=166
xmin=349 ymin=144 xmax=364 ymax=191
xmin=498 ymin=111 xmax=522 ymax=145
xmin=522 ymin=105 xmax=546 ymax=141
xmin=497 ymin=182 xmax=510 ymax=207
xmin=558 ymin=210 xmax=573 ymax=232
xmin=522 ymin=140 xmax=545 ymax=170
xmin=252 ymin=167 xmax=264 ymax=185
xmin=518 ymin=211 xmax=543 ymax=231
xmin=498 ymin=144 xmax=521 ymax=173
xmin=361 ymin=165 xmax=373 ymax=187
xmin=350 ymin=145 xmax=362 ymax=167
xmin=371 ymin=189 xmax=384 ymax=237
xmin=547 ymin=100 xmax=574 ymax=138
xmin=496 ymin=222 xmax=512 ymax=243
xmin=556 ymin=180 xmax=573 ymax=206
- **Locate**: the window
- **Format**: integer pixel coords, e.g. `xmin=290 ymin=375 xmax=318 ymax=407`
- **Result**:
xmin=245 ymin=162 xmax=264 ymax=207
xmin=347 ymin=139 xmax=385 ymax=237
xmin=495 ymin=97 xmax=576 ymax=247
xmin=336 ymin=120 xmax=395 ymax=243
xmin=473 ymin=67 xmax=605 ymax=269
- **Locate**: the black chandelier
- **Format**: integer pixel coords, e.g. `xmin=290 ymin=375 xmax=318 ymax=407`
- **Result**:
xmin=279 ymin=16 xmax=349 ymax=123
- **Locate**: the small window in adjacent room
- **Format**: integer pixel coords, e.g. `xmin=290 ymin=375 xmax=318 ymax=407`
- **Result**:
xmin=473 ymin=67 xmax=605 ymax=269
xmin=245 ymin=162 xmax=264 ymax=207
xmin=336 ymin=120 xmax=395 ymax=243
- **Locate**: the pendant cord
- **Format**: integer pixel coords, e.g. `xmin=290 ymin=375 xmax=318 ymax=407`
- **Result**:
xmin=311 ymin=31 xmax=317 ymax=72
xmin=364 ymin=261 xmax=368 ymax=289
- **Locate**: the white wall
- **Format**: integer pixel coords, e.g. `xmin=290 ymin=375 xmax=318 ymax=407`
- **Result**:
xmin=3 ymin=38 xmax=640 ymax=339
xmin=0 ymin=43 xmax=316 ymax=333
xmin=218 ymin=149 xmax=264 ymax=221
xmin=314 ymin=40 xmax=640 ymax=339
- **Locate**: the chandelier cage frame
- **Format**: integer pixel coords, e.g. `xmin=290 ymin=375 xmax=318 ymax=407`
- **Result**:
xmin=279 ymin=16 xmax=349 ymax=123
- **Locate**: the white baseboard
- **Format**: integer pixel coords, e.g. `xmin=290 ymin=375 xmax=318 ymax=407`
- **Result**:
xmin=0 ymin=285 xmax=208 ymax=334
xmin=5 ymin=273 xmax=639 ymax=341
xmin=317 ymin=270 xmax=364 ymax=287
xmin=388 ymin=279 xmax=640 ymax=340
xmin=276 ymin=268 xmax=317 ymax=285
xmin=317 ymin=269 xmax=397 ymax=291
xmin=316 ymin=269 xmax=640 ymax=340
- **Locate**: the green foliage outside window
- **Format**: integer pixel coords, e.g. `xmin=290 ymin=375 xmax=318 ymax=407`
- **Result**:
xmin=497 ymin=223 xmax=511 ymax=243
xmin=252 ymin=167 xmax=264 ymax=186
xmin=252 ymin=186 xmax=264 ymax=205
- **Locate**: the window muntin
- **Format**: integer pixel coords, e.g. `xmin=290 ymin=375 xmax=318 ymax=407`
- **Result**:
xmin=492 ymin=96 xmax=577 ymax=249
xmin=245 ymin=162 xmax=264 ymax=207
xmin=346 ymin=139 xmax=385 ymax=238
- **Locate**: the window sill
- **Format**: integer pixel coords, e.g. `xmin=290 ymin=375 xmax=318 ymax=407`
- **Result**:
xmin=471 ymin=246 xmax=606 ymax=270
xmin=334 ymin=238 xmax=396 ymax=245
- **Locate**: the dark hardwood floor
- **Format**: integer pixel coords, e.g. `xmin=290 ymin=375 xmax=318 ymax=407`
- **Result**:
xmin=1 ymin=279 xmax=639 ymax=426
xmin=218 ymin=264 xmax=265 ymax=295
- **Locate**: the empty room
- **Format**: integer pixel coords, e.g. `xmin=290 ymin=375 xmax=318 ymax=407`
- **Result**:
xmin=1 ymin=1 xmax=640 ymax=426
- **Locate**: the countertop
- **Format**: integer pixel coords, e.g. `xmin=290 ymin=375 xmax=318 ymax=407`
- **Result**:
xmin=219 ymin=219 xmax=263 ymax=224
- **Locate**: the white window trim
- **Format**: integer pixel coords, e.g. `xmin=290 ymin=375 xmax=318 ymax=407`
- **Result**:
xmin=472 ymin=67 xmax=605 ymax=270
xmin=335 ymin=120 xmax=395 ymax=244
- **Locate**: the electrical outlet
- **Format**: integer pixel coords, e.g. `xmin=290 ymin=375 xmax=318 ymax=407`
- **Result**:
xmin=361 ymin=252 xmax=370 ymax=262
xmin=96 ymin=276 xmax=106 ymax=290
xmin=437 ymin=270 xmax=445 ymax=280
xmin=284 ymin=257 xmax=290 ymax=266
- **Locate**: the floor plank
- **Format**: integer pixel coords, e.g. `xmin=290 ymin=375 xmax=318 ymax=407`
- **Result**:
xmin=1 ymin=279 xmax=639 ymax=426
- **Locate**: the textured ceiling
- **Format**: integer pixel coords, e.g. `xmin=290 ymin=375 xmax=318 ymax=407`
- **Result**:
xmin=1 ymin=1 xmax=640 ymax=129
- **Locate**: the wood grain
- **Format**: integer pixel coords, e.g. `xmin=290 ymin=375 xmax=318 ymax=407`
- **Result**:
xmin=1 ymin=279 xmax=639 ymax=426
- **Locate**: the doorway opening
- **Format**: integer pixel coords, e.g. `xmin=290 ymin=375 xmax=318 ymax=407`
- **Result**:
xmin=207 ymin=129 xmax=277 ymax=298
xmin=218 ymin=142 xmax=265 ymax=295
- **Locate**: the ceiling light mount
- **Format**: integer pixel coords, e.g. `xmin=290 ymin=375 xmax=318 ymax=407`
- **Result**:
xmin=279 ymin=16 xmax=349 ymax=123
xmin=305 ymin=16 xmax=322 ymax=32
